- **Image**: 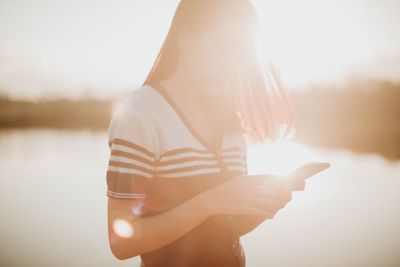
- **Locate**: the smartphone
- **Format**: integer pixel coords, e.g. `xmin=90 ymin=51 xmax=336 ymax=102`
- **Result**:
xmin=285 ymin=162 xmax=331 ymax=191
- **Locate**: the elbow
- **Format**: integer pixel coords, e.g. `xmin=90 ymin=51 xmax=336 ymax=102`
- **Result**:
xmin=110 ymin=243 xmax=139 ymax=261
xmin=111 ymin=249 xmax=126 ymax=261
xmin=110 ymin=244 xmax=127 ymax=261
xmin=107 ymin=198 xmax=144 ymax=260
xmin=111 ymin=250 xmax=130 ymax=261
xmin=109 ymin=235 xmax=141 ymax=260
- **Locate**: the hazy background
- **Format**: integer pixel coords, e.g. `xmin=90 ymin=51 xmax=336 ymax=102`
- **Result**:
xmin=0 ymin=0 xmax=399 ymax=267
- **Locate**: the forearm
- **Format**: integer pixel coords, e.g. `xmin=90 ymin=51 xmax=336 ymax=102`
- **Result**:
xmin=114 ymin=195 xmax=211 ymax=260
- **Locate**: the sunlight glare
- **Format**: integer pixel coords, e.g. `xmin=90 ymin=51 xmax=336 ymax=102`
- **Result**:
xmin=252 ymin=0 xmax=376 ymax=89
xmin=247 ymin=140 xmax=332 ymax=178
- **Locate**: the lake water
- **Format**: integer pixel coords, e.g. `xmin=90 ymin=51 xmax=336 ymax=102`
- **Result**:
xmin=0 ymin=129 xmax=399 ymax=267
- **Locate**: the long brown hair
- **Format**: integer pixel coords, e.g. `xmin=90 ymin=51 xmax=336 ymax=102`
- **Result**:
xmin=142 ymin=0 xmax=295 ymax=144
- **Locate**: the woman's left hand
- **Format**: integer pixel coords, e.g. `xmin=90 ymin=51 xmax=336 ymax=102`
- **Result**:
xmin=252 ymin=175 xmax=294 ymax=216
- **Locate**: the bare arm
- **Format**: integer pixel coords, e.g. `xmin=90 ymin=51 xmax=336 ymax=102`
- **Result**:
xmin=108 ymin=173 xmax=291 ymax=260
xmin=108 ymin=194 xmax=211 ymax=260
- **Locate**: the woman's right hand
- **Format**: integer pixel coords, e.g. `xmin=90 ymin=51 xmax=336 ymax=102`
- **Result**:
xmin=197 ymin=174 xmax=293 ymax=218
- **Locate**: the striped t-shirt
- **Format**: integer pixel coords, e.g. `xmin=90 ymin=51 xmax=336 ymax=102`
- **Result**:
xmin=106 ymin=83 xmax=250 ymax=267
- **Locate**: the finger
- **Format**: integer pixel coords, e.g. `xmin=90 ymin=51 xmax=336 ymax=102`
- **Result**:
xmin=251 ymin=184 xmax=275 ymax=191
xmin=251 ymin=196 xmax=280 ymax=210
xmin=253 ymin=204 xmax=280 ymax=216
xmin=253 ymin=188 xmax=280 ymax=199
xmin=277 ymin=191 xmax=293 ymax=208
xmin=275 ymin=180 xmax=293 ymax=194
xmin=245 ymin=174 xmax=280 ymax=186
xmin=265 ymin=185 xmax=290 ymax=204
xmin=244 ymin=175 xmax=269 ymax=187
xmin=266 ymin=175 xmax=283 ymax=185
xmin=247 ymin=180 xmax=283 ymax=199
xmin=245 ymin=206 xmax=275 ymax=218
xmin=246 ymin=177 xmax=281 ymax=188
xmin=277 ymin=184 xmax=292 ymax=198
xmin=246 ymin=189 xmax=276 ymax=202
xmin=291 ymin=180 xmax=306 ymax=191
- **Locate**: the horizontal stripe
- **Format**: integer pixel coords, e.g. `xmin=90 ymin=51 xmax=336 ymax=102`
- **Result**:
xmin=226 ymin=165 xmax=247 ymax=172
xmin=111 ymin=144 xmax=154 ymax=163
xmin=220 ymin=148 xmax=244 ymax=154
xmin=157 ymin=156 xmax=217 ymax=166
xmin=159 ymin=149 xmax=244 ymax=163
xmin=224 ymin=163 xmax=246 ymax=169
xmin=154 ymin=164 xmax=220 ymax=175
xmin=155 ymin=159 xmax=220 ymax=171
xmin=107 ymin=190 xmax=147 ymax=199
xmin=221 ymin=155 xmax=246 ymax=161
xmin=220 ymin=146 xmax=242 ymax=152
xmin=157 ymin=166 xmax=246 ymax=178
xmin=108 ymin=165 xmax=246 ymax=179
xmin=107 ymin=189 xmax=145 ymax=196
xmin=160 ymin=152 xmax=215 ymax=162
xmin=161 ymin=146 xmax=242 ymax=158
xmin=161 ymin=147 xmax=212 ymax=157
xmin=109 ymin=155 xmax=244 ymax=173
xmin=220 ymin=147 xmax=245 ymax=154
xmin=107 ymin=166 xmax=154 ymax=178
xmin=154 ymin=160 xmax=246 ymax=173
xmin=110 ymin=138 xmax=154 ymax=158
xmin=158 ymin=167 xmax=221 ymax=178
xmin=222 ymin=158 xmax=246 ymax=165
xmin=106 ymin=170 xmax=152 ymax=195
xmin=110 ymin=155 xmax=154 ymax=169
xmin=109 ymin=160 xmax=154 ymax=175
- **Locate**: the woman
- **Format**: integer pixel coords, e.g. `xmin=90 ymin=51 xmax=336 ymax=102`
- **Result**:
xmin=106 ymin=0 xmax=298 ymax=266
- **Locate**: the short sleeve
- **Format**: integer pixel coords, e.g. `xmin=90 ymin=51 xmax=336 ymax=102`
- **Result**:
xmin=106 ymin=107 xmax=157 ymax=200
xmin=239 ymin=133 xmax=248 ymax=175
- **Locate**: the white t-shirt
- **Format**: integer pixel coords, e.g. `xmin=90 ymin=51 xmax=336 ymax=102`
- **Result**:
xmin=105 ymin=83 xmax=249 ymax=267
xmin=106 ymin=83 xmax=248 ymax=201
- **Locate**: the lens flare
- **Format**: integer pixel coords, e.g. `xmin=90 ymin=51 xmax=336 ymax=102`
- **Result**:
xmin=131 ymin=200 xmax=145 ymax=216
xmin=113 ymin=219 xmax=134 ymax=238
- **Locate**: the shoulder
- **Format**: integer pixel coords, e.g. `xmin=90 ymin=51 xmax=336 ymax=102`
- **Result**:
xmin=107 ymin=85 xmax=160 ymax=151
xmin=112 ymin=85 xmax=158 ymax=119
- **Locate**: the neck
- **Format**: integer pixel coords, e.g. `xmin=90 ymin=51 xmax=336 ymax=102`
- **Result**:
xmin=148 ymin=65 xmax=243 ymax=135
xmin=154 ymin=66 xmax=215 ymax=110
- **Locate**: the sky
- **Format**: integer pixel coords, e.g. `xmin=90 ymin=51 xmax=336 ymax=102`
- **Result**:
xmin=0 ymin=0 xmax=399 ymax=100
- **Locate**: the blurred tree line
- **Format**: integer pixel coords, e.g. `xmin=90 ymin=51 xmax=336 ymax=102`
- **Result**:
xmin=0 ymin=95 xmax=112 ymax=130
xmin=291 ymin=79 xmax=400 ymax=161
xmin=0 ymin=79 xmax=399 ymax=160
